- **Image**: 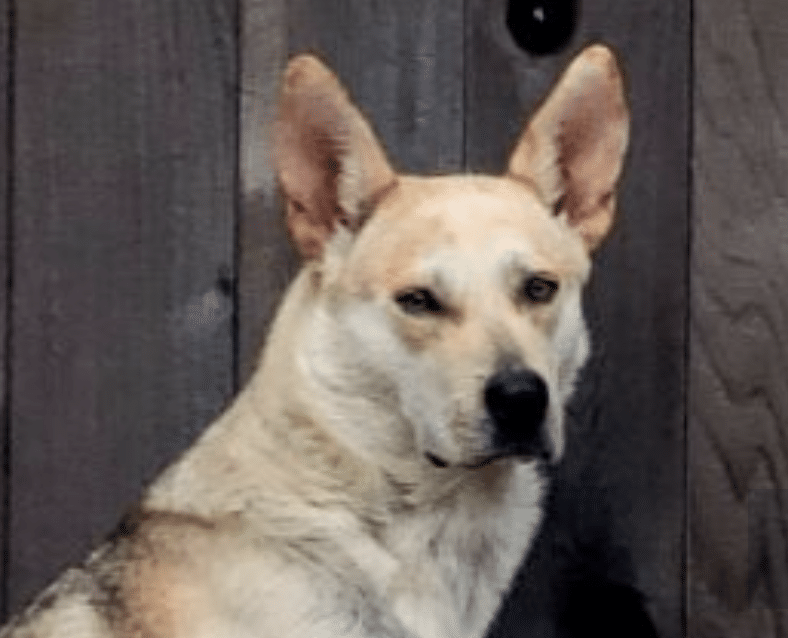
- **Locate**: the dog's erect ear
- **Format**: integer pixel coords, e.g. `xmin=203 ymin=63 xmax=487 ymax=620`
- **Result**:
xmin=275 ymin=55 xmax=397 ymax=260
xmin=507 ymin=45 xmax=630 ymax=251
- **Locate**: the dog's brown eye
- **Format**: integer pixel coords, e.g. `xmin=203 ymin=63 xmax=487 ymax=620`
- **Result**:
xmin=395 ymin=289 xmax=444 ymax=315
xmin=523 ymin=277 xmax=558 ymax=304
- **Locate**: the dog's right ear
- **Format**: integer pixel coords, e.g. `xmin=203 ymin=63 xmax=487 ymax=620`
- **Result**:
xmin=275 ymin=55 xmax=397 ymax=260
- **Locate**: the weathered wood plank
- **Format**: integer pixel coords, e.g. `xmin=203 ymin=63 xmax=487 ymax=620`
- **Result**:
xmin=690 ymin=1 xmax=788 ymax=636
xmin=8 ymin=0 xmax=237 ymax=612
xmin=238 ymin=0 xmax=292 ymax=380
xmin=287 ymin=0 xmax=464 ymax=176
xmin=0 ymin=0 xmax=10 ymax=622
xmin=466 ymin=2 xmax=689 ymax=637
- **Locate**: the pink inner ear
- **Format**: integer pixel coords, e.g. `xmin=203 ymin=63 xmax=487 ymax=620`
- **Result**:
xmin=276 ymin=117 xmax=346 ymax=258
xmin=506 ymin=45 xmax=630 ymax=251
xmin=286 ymin=199 xmax=332 ymax=260
xmin=275 ymin=55 xmax=397 ymax=260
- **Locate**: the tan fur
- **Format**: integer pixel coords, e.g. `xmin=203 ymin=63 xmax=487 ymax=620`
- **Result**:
xmin=0 ymin=44 xmax=629 ymax=638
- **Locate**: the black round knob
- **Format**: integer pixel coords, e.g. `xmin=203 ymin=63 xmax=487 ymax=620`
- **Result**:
xmin=506 ymin=0 xmax=579 ymax=56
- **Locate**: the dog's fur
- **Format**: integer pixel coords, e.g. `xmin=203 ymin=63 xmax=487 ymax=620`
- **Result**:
xmin=1 ymin=45 xmax=629 ymax=638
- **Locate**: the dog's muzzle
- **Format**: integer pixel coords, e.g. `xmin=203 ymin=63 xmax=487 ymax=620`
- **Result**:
xmin=484 ymin=367 xmax=553 ymax=462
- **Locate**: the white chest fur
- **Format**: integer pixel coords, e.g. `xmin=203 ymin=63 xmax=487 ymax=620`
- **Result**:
xmin=380 ymin=462 xmax=544 ymax=638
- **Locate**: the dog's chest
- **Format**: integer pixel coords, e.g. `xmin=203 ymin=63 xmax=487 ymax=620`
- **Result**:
xmin=383 ymin=465 xmax=543 ymax=638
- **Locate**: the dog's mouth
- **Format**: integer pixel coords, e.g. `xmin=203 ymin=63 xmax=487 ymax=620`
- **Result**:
xmin=425 ymin=452 xmax=503 ymax=469
xmin=425 ymin=452 xmax=450 ymax=468
xmin=425 ymin=448 xmax=553 ymax=470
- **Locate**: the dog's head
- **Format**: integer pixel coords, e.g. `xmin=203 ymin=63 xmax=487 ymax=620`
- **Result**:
xmin=275 ymin=46 xmax=629 ymax=471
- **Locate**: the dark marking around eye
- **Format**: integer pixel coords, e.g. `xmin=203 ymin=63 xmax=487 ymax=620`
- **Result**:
xmin=395 ymin=289 xmax=444 ymax=315
xmin=553 ymin=195 xmax=567 ymax=216
xmin=523 ymin=277 xmax=559 ymax=304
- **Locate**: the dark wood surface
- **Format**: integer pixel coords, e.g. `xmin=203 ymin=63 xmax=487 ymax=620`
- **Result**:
xmin=238 ymin=0 xmax=294 ymax=380
xmin=465 ymin=2 xmax=689 ymax=637
xmin=0 ymin=0 xmax=10 ymax=621
xmin=286 ymin=0 xmax=465 ymax=171
xmin=691 ymin=1 xmax=788 ymax=636
xmin=6 ymin=0 xmax=237 ymax=613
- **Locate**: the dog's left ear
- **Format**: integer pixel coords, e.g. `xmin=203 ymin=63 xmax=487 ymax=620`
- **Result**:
xmin=275 ymin=55 xmax=397 ymax=260
xmin=508 ymin=44 xmax=630 ymax=251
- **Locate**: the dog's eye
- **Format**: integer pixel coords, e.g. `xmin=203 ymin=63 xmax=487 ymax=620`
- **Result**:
xmin=523 ymin=277 xmax=558 ymax=304
xmin=395 ymin=289 xmax=444 ymax=315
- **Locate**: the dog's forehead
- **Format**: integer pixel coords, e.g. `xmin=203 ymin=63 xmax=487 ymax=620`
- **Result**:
xmin=347 ymin=175 xmax=589 ymax=291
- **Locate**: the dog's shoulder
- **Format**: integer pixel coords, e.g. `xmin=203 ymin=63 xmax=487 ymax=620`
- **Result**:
xmin=0 ymin=505 xmax=386 ymax=638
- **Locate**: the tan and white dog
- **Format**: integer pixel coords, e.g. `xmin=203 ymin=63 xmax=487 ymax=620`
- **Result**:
xmin=1 ymin=44 xmax=629 ymax=638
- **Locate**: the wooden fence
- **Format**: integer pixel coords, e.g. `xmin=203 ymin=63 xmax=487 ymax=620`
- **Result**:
xmin=0 ymin=1 xmax=785 ymax=636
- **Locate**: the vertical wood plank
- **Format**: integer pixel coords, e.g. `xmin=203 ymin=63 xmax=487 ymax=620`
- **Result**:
xmin=690 ymin=1 xmax=788 ymax=636
xmin=467 ymin=2 xmax=689 ymax=637
xmin=238 ymin=0 xmax=292 ymax=380
xmin=8 ymin=0 xmax=237 ymax=612
xmin=0 ymin=0 xmax=10 ymax=623
xmin=286 ymin=0 xmax=464 ymax=175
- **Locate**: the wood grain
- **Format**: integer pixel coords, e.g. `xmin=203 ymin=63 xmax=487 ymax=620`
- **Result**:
xmin=466 ymin=2 xmax=689 ymax=637
xmin=691 ymin=1 xmax=788 ymax=636
xmin=238 ymin=0 xmax=293 ymax=381
xmin=286 ymin=0 xmax=464 ymax=175
xmin=0 ymin=0 xmax=10 ymax=622
xmin=7 ymin=0 xmax=237 ymax=612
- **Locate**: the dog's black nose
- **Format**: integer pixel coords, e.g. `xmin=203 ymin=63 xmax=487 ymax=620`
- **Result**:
xmin=484 ymin=368 xmax=550 ymax=459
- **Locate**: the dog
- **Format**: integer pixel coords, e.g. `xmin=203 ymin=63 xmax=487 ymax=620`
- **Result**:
xmin=0 ymin=43 xmax=629 ymax=638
